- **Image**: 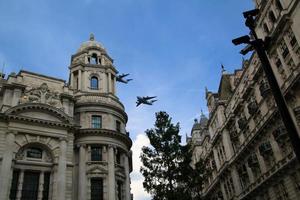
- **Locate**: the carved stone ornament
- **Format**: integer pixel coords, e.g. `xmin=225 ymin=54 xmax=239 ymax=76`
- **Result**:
xmin=19 ymin=83 xmax=63 ymax=109
xmin=247 ymin=98 xmax=259 ymax=115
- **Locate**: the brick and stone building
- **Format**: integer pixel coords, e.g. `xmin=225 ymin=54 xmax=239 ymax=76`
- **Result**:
xmin=188 ymin=0 xmax=300 ymax=199
xmin=0 ymin=34 xmax=132 ymax=200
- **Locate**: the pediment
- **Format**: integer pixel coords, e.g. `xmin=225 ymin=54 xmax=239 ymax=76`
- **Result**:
xmin=19 ymin=111 xmax=62 ymax=122
xmin=5 ymin=103 xmax=72 ymax=124
xmin=87 ymin=165 xmax=108 ymax=174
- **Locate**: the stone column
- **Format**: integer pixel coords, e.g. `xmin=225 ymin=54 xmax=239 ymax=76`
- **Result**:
xmin=231 ymin=166 xmax=242 ymax=195
xmin=82 ymin=70 xmax=86 ymax=91
xmin=108 ymin=145 xmax=115 ymax=200
xmin=108 ymin=73 xmax=112 ymax=93
xmin=213 ymin=148 xmax=221 ymax=170
xmin=0 ymin=131 xmax=16 ymax=200
xmin=246 ymin=164 xmax=255 ymax=184
xmin=38 ymin=171 xmax=44 ymax=200
xmin=222 ymin=129 xmax=234 ymax=160
xmin=113 ymin=75 xmax=116 ymax=95
xmin=270 ymin=136 xmax=283 ymax=161
xmin=220 ymin=181 xmax=227 ymax=200
xmin=57 ymin=138 xmax=67 ymax=200
xmin=124 ymin=153 xmax=131 ymax=200
xmin=78 ymin=70 xmax=82 ymax=91
xmin=16 ymin=170 xmax=24 ymax=200
xmin=78 ymin=144 xmax=87 ymax=200
xmin=70 ymin=73 xmax=74 ymax=88
xmin=256 ymin=150 xmax=267 ymax=173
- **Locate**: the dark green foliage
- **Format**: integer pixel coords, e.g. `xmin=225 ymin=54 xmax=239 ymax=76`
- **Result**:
xmin=140 ymin=111 xmax=206 ymax=200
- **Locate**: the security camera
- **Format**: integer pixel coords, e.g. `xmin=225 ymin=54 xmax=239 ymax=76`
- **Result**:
xmin=243 ymin=9 xmax=259 ymax=18
xmin=240 ymin=44 xmax=254 ymax=55
xmin=232 ymin=35 xmax=251 ymax=45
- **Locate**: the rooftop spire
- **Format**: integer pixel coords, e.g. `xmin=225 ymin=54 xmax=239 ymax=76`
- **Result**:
xmin=89 ymin=33 xmax=95 ymax=41
xmin=221 ymin=63 xmax=226 ymax=74
xmin=201 ymin=109 xmax=204 ymax=117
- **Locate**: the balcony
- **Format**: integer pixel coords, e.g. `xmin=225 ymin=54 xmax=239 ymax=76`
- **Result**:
xmin=76 ymin=93 xmax=124 ymax=110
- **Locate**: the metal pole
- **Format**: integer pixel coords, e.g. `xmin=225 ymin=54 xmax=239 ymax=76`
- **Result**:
xmin=244 ymin=14 xmax=300 ymax=161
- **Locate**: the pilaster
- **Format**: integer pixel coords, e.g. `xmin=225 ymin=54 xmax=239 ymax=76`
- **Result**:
xmin=57 ymin=138 xmax=67 ymax=200
xmin=108 ymin=145 xmax=115 ymax=200
xmin=0 ymin=131 xmax=16 ymax=200
xmin=124 ymin=153 xmax=131 ymax=200
xmin=38 ymin=171 xmax=45 ymax=200
xmin=78 ymin=144 xmax=87 ymax=200
xmin=231 ymin=166 xmax=242 ymax=195
xmin=16 ymin=170 xmax=24 ymax=200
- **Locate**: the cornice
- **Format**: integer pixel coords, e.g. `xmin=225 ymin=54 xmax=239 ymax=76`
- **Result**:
xmin=5 ymin=103 xmax=73 ymax=123
xmin=76 ymin=128 xmax=132 ymax=149
xmin=5 ymin=115 xmax=74 ymax=129
xmin=69 ymin=62 xmax=118 ymax=73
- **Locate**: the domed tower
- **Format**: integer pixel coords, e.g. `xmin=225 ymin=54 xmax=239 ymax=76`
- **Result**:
xmin=189 ymin=112 xmax=208 ymax=166
xmin=191 ymin=112 xmax=208 ymax=144
xmin=71 ymin=34 xmax=132 ymax=200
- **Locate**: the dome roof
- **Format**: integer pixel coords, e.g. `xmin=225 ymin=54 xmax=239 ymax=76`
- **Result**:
xmin=77 ymin=33 xmax=106 ymax=53
xmin=192 ymin=122 xmax=202 ymax=131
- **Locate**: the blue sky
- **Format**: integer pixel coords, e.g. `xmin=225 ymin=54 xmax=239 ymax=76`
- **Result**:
xmin=0 ymin=0 xmax=254 ymax=199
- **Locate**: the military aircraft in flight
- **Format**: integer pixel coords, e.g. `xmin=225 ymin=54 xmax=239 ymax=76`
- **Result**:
xmin=136 ymin=96 xmax=157 ymax=107
xmin=116 ymin=73 xmax=132 ymax=84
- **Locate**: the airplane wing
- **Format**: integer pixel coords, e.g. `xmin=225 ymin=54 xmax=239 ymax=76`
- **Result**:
xmin=145 ymin=96 xmax=157 ymax=100
xmin=120 ymin=73 xmax=129 ymax=78
xmin=136 ymin=101 xmax=142 ymax=107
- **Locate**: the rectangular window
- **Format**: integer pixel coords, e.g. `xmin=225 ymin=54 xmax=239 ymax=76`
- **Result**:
xmin=275 ymin=58 xmax=282 ymax=68
xmin=116 ymin=120 xmax=121 ymax=132
xmin=280 ymin=41 xmax=290 ymax=59
xmin=27 ymin=148 xmax=43 ymax=159
xmin=42 ymin=172 xmax=51 ymax=200
xmin=92 ymin=116 xmax=102 ymax=128
xmin=91 ymin=146 xmax=102 ymax=161
xmin=91 ymin=178 xmax=103 ymax=200
xmin=22 ymin=171 xmax=40 ymax=200
xmin=9 ymin=170 xmax=19 ymax=200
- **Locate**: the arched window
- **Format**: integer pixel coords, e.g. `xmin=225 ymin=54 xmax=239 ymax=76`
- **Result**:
xmin=90 ymin=54 xmax=98 ymax=64
xmin=91 ymin=76 xmax=99 ymax=90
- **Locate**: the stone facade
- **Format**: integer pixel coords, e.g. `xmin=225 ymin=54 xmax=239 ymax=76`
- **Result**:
xmin=188 ymin=0 xmax=300 ymax=199
xmin=0 ymin=34 xmax=132 ymax=200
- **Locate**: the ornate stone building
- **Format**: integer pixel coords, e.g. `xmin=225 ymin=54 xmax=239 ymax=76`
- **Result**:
xmin=0 ymin=34 xmax=133 ymax=200
xmin=189 ymin=0 xmax=300 ymax=199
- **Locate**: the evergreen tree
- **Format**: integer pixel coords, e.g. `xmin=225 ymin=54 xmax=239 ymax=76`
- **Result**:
xmin=140 ymin=111 xmax=206 ymax=200
xmin=177 ymin=144 xmax=207 ymax=200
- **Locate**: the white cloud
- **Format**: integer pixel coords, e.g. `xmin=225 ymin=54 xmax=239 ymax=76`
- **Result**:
xmin=130 ymin=134 xmax=151 ymax=200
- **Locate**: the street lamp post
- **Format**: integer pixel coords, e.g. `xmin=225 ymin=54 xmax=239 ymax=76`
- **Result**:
xmin=232 ymin=9 xmax=300 ymax=161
